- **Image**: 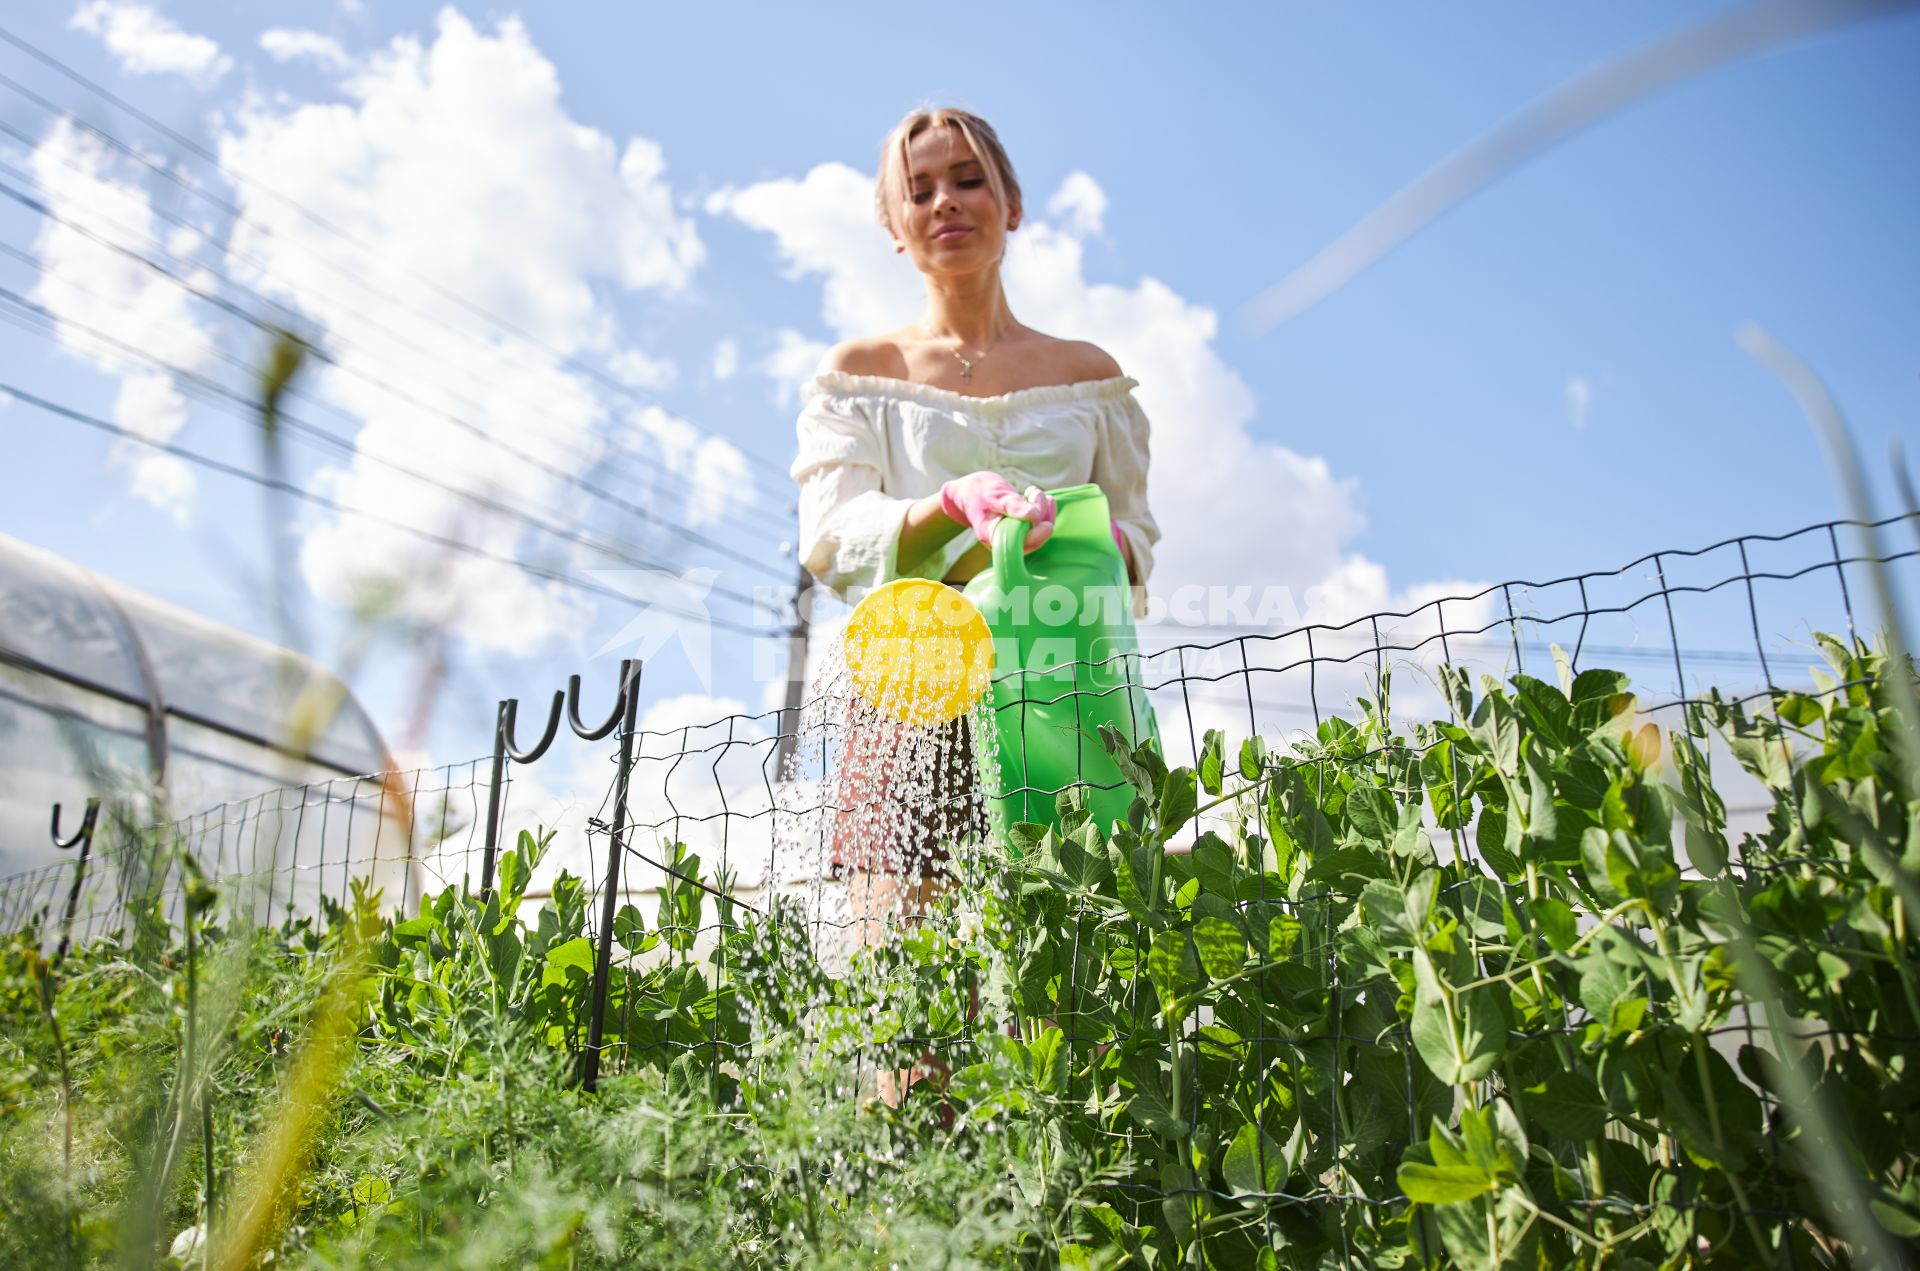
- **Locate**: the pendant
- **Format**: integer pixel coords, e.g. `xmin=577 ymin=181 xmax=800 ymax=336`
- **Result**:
xmin=957 ymin=356 xmax=974 ymax=383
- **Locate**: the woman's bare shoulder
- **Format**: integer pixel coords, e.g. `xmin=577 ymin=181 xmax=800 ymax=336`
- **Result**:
xmin=1029 ymin=335 xmax=1124 ymax=382
xmin=819 ymin=336 xmax=911 ymax=379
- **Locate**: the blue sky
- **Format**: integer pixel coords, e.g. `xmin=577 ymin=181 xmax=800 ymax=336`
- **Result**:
xmin=2 ymin=0 xmax=1916 ymax=803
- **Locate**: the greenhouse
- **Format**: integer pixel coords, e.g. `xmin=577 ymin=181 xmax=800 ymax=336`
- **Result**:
xmin=0 ymin=533 xmax=407 ymax=908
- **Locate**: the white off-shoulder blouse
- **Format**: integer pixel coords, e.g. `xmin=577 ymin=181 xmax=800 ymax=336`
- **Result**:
xmin=791 ymin=371 xmax=1160 ymax=597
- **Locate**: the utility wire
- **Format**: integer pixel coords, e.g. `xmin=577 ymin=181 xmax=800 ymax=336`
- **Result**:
xmin=0 ymin=175 xmax=792 ymax=578
xmin=0 ymin=118 xmax=799 ymax=537
xmin=0 ymin=223 xmax=793 ymax=564
xmin=0 ymin=30 xmax=795 ymax=484
xmin=0 ymin=145 xmax=795 ymax=542
xmin=0 ymin=381 xmax=781 ymax=637
xmin=0 ymin=281 xmax=779 ymax=613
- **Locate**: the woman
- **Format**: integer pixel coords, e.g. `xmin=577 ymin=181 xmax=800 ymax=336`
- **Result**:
xmin=792 ymin=107 xmax=1161 ymax=937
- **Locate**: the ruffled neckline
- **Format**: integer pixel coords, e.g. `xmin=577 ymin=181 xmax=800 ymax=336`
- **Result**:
xmin=803 ymin=371 xmax=1139 ymax=415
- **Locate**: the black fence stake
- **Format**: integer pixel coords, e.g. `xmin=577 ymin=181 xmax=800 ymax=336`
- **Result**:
xmin=51 ymin=798 xmax=100 ymax=963
xmin=479 ymin=688 xmax=565 ymax=901
xmin=479 ymin=706 xmax=508 ymax=902
xmin=582 ymin=659 xmax=641 ymax=1094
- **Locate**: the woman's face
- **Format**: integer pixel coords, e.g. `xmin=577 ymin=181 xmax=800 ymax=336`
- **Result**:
xmin=891 ymin=125 xmax=1018 ymax=277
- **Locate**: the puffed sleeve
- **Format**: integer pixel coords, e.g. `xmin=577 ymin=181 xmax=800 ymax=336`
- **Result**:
xmin=791 ymin=388 xmax=914 ymax=597
xmin=1092 ymin=391 xmax=1160 ymax=586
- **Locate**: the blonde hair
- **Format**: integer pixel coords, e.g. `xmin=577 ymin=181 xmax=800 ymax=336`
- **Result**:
xmin=874 ymin=107 xmax=1022 ymax=234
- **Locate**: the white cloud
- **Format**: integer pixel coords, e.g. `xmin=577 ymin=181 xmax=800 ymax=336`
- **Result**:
xmin=624 ymin=406 xmax=757 ymax=528
xmin=714 ymin=167 xmax=1497 ymax=726
xmin=639 ymin=692 xmax=749 ymax=735
xmin=258 ymin=27 xmax=352 ymax=71
xmin=214 ymin=10 xmax=715 ymax=655
xmin=70 ymin=2 xmax=232 ymax=87
xmin=111 ymin=368 xmax=186 ymax=443
xmin=126 ymin=451 xmax=195 ymax=524
xmin=1046 ymin=171 xmax=1107 ymax=236
xmin=688 ymin=436 xmax=751 ymax=526
xmin=1565 ymin=374 xmax=1593 ymax=430
xmin=715 ymin=168 xmax=1465 ymax=611
xmin=757 ymin=328 xmax=829 ymax=407
xmin=707 ymin=164 xmax=921 ymax=338
xmin=608 ymin=346 xmax=676 ymax=389
xmin=30 ymin=118 xmax=215 ymax=521
xmin=709 ymin=336 xmax=739 ymax=382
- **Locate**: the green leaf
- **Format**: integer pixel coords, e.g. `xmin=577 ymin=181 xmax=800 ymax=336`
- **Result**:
xmin=486 ymin=923 xmax=524 ymax=989
xmin=1027 ymin=1026 xmax=1066 ymax=1093
xmin=1523 ymin=1070 xmax=1609 ymax=1140
xmin=1100 ymin=725 xmax=1154 ymax=795
xmin=1267 ymin=912 xmax=1303 ymax=959
xmin=1148 ymin=929 xmax=1202 ymax=1018
xmin=1304 ymin=847 xmax=1386 ymax=885
xmin=1239 ymin=736 xmax=1267 ymax=781
xmin=1110 ymin=839 xmax=1147 ymax=916
xmin=1192 ymin=917 xmax=1246 ymax=979
xmin=1007 ymin=822 xmax=1049 ymax=858
xmin=1199 ymin=728 xmax=1225 ymax=796
xmin=612 ymin=903 xmax=647 ymax=952
xmin=1190 ymin=832 xmax=1235 ymax=896
xmin=1410 ymin=946 xmax=1507 ymax=1085
xmin=1158 ymin=767 xmax=1198 ymax=837
xmin=1558 ymin=756 xmax=1611 ymax=811
xmin=1684 ymin=820 xmax=1729 ymax=877
xmin=1870 ymin=1176 xmax=1920 ymax=1238
xmin=1512 ymin=674 xmax=1575 ymax=750
xmin=1222 ymin=1121 xmax=1289 ymax=1196
xmin=1360 ymin=870 xmax=1435 ymax=947
xmin=1531 ymin=897 xmax=1577 ymax=951
xmin=1570 ymin=668 xmax=1630 ymax=704
xmin=392 ymin=916 xmax=438 ymax=946
xmin=1397 ymin=1161 xmax=1496 ymax=1205
xmin=545 ymin=935 xmax=596 ymax=976
xmin=1476 ymin=809 xmax=1521 ymax=879
xmin=1524 ymin=744 xmax=1558 ymax=843
xmin=1121 ymin=1054 xmax=1188 ymax=1139
xmin=497 ymin=849 xmax=527 ymax=902
xmin=1345 ymin=784 xmax=1394 ymax=841
xmin=1422 ymin=740 xmax=1472 ymax=830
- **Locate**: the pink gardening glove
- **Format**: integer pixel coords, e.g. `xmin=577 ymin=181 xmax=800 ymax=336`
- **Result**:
xmin=940 ymin=472 xmax=1057 ymax=552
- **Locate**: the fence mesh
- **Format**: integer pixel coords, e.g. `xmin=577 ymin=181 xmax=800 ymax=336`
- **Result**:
xmin=5 ymin=510 xmax=1916 ymax=1262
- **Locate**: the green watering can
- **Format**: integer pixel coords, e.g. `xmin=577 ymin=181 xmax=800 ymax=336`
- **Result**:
xmin=963 ymin=484 xmax=1161 ymax=842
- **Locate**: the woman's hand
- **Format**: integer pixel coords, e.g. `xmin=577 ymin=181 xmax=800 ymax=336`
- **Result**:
xmin=940 ymin=472 xmax=1057 ymax=551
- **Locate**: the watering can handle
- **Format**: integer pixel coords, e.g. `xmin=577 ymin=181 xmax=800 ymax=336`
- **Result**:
xmin=989 ymin=514 xmax=1037 ymax=590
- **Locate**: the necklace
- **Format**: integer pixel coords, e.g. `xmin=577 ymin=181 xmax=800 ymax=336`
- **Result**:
xmin=947 ymin=334 xmax=999 ymax=384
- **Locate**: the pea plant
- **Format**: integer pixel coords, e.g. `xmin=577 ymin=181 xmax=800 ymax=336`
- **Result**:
xmin=2 ymin=635 xmax=1914 ymax=1268
xmin=914 ymin=633 xmax=1919 ymax=1267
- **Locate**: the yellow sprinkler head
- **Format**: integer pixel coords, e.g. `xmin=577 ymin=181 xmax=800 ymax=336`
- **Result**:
xmin=841 ymin=577 xmax=995 ymax=726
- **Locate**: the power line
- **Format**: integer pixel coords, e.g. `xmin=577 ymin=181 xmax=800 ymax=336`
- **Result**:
xmin=0 ymin=280 xmax=780 ymax=613
xmin=0 ymin=114 xmax=800 ymax=539
xmin=0 ymin=381 xmax=782 ymax=637
xmin=0 ymin=29 xmax=795 ymax=485
xmin=0 ymin=144 xmax=796 ymax=546
xmin=0 ymin=175 xmax=793 ymax=578
xmin=0 ymin=213 xmax=793 ymax=561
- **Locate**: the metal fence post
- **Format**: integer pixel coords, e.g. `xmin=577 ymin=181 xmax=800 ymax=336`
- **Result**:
xmin=583 ymin=659 xmax=641 ymax=1092
xmin=478 ymin=689 xmax=566 ymax=902
xmin=478 ymin=703 xmax=508 ymax=901
xmin=51 ymin=798 xmax=100 ymax=963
